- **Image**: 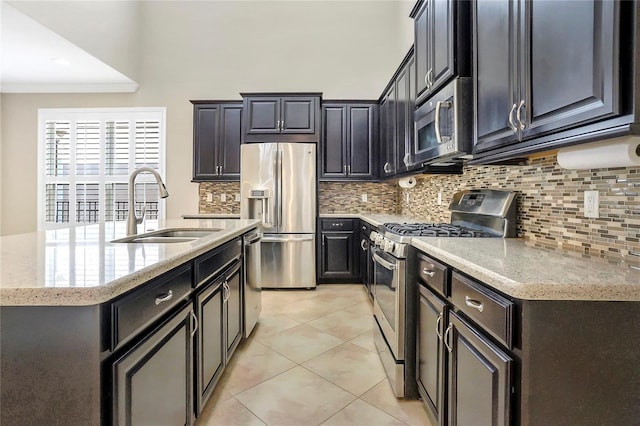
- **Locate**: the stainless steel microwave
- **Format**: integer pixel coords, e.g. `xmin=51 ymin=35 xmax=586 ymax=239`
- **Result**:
xmin=412 ymin=78 xmax=473 ymax=166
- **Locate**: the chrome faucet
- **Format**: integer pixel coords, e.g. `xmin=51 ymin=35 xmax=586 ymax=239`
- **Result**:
xmin=127 ymin=167 xmax=169 ymax=235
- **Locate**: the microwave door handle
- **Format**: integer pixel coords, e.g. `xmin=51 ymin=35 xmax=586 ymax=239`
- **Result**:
xmin=434 ymin=101 xmax=452 ymax=144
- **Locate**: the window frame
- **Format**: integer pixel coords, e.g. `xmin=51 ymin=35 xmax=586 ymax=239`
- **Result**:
xmin=37 ymin=107 xmax=167 ymax=231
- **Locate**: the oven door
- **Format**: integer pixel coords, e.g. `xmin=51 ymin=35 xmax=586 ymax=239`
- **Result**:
xmin=372 ymin=247 xmax=405 ymax=360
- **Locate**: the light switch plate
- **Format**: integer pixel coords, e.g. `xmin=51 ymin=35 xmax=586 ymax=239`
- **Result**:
xmin=584 ymin=190 xmax=599 ymax=218
xmin=437 ymin=191 xmax=443 ymax=206
xmin=361 ymin=193 xmax=368 ymax=202
xmin=220 ymin=193 xmax=226 ymax=202
xmin=206 ymin=193 xmax=213 ymax=202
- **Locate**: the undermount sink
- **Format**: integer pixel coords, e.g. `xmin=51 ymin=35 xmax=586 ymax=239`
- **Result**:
xmin=111 ymin=228 xmax=222 ymax=244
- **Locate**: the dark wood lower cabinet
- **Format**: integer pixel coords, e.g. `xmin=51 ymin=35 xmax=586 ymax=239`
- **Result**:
xmin=111 ymin=303 xmax=194 ymax=426
xmin=417 ymin=284 xmax=447 ymax=426
xmin=224 ymin=262 xmax=242 ymax=360
xmin=195 ymin=279 xmax=224 ymax=415
xmin=447 ymin=311 xmax=512 ymax=426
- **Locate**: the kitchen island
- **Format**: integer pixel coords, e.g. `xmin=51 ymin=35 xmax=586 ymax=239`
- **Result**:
xmin=0 ymin=218 xmax=260 ymax=425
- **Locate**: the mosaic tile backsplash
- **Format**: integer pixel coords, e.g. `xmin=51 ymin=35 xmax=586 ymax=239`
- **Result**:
xmin=399 ymin=154 xmax=639 ymax=265
xmin=199 ymin=154 xmax=639 ymax=265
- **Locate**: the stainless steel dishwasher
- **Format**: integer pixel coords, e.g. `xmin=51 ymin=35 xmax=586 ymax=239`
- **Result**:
xmin=243 ymin=231 xmax=262 ymax=337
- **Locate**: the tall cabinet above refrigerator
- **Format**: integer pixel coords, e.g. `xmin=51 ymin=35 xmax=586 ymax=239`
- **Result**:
xmin=240 ymin=143 xmax=317 ymax=288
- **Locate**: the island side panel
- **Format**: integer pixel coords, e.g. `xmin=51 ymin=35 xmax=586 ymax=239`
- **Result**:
xmin=519 ymin=300 xmax=640 ymax=426
xmin=1 ymin=305 xmax=103 ymax=425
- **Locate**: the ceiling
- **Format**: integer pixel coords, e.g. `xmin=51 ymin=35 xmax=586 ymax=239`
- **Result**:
xmin=0 ymin=2 xmax=138 ymax=93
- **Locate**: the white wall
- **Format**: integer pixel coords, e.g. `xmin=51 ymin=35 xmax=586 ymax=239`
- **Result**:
xmin=0 ymin=1 xmax=414 ymax=235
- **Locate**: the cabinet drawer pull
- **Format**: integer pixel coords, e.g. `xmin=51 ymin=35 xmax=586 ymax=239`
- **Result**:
xmin=465 ymin=296 xmax=484 ymax=312
xmin=154 ymin=289 xmax=173 ymax=305
xmin=444 ymin=323 xmax=453 ymax=353
xmin=435 ymin=313 xmax=443 ymax=341
xmin=422 ymin=268 xmax=436 ymax=277
xmin=361 ymin=239 xmax=367 ymax=251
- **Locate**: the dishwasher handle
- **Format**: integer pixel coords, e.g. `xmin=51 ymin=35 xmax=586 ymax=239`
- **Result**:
xmin=244 ymin=232 xmax=263 ymax=246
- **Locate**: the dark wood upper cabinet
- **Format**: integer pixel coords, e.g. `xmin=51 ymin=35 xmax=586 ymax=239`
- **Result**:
xmin=473 ymin=0 xmax=622 ymax=159
xmin=191 ymin=101 xmax=242 ymax=181
xmin=241 ymin=93 xmax=321 ymax=143
xmin=320 ymin=102 xmax=377 ymax=181
xmin=380 ymin=85 xmax=397 ymax=178
xmin=412 ymin=0 xmax=469 ymax=106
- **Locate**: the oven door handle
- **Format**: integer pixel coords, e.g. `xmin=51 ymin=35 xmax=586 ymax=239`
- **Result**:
xmin=373 ymin=251 xmax=397 ymax=271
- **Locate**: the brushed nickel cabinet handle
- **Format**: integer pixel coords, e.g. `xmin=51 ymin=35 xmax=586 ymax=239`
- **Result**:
xmin=508 ymin=103 xmax=518 ymax=132
xmin=435 ymin=313 xmax=443 ymax=341
xmin=422 ymin=268 xmax=436 ymax=277
xmin=444 ymin=323 xmax=453 ymax=353
xmin=465 ymin=296 xmax=484 ymax=312
xmin=190 ymin=310 xmax=198 ymax=338
xmin=516 ymin=99 xmax=527 ymax=130
xmin=155 ymin=289 xmax=173 ymax=305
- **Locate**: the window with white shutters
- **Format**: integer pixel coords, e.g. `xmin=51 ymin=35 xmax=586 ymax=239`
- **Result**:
xmin=38 ymin=108 xmax=166 ymax=230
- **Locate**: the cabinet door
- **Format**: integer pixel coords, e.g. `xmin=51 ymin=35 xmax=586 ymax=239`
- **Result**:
xmin=430 ymin=0 xmax=455 ymax=94
xmin=348 ymin=104 xmax=376 ymax=179
xmin=321 ymin=105 xmax=348 ymax=179
xmin=414 ymin=0 xmax=429 ymax=99
xmin=195 ymin=280 xmax=224 ymax=415
xmin=193 ymin=104 xmax=219 ymax=180
xmin=396 ymin=58 xmax=414 ymax=174
xmin=447 ymin=311 xmax=512 ymax=426
xmin=380 ymin=87 xmax=397 ymax=177
xmin=224 ymin=262 xmax=242 ymax=361
xmin=281 ymin=97 xmax=316 ymax=134
xmin=320 ymin=232 xmax=357 ymax=279
xmin=417 ymin=284 xmax=447 ymax=425
xmin=245 ymin=98 xmax=281 ymax=135
xmin=522 ymin=0 xmax=618 ymax=139
xmin=218 ymin=104 xmax=242 ymax=180
xmin=112 ymin=304 xmax=194 ymax=426
xmin=473 ymin=0 xmax=520 ymax=153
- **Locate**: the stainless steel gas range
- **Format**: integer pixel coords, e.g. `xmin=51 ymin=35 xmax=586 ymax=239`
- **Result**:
xmin=371 ymin=189 xmax=517 ymax=398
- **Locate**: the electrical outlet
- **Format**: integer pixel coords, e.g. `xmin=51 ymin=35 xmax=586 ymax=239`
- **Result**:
xmin=206 ymin=193 xmax=213 ymax=202
xmin=220 ymin=193 xmax=226 ymax=202
xmin=361 ymin=193 xmax=368 ymax=202
xmin=584 ymin=190 xmax=599 ymax=218
xmin=437 ymin=191 xmax=443 ymax=206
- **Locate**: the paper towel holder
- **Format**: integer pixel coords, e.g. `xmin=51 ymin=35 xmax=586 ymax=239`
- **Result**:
xmin=556 ymin=136 xmax=640 ymax=170
xmin=398 ymin=177 xmax=417 ymax=189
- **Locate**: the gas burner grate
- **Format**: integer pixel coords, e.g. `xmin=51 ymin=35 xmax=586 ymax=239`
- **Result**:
xmin=383 ymin=223 xmax=494 ymax=238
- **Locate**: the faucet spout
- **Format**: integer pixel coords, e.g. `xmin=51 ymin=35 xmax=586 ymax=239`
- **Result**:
xmin=127 ymin=167 xmax=169 ymax=235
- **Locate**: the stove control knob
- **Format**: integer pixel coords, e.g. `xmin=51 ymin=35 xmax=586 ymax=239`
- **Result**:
xmin=385 ymin=240 xmax=395 ymax=253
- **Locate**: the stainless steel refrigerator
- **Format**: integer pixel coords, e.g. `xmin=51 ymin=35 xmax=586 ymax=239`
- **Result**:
xmin=240 ymin=143 xmax=316 ymax=288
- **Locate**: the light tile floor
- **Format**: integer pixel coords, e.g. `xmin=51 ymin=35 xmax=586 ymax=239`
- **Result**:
xmin=195 ymin=284 xmax=434 ymax=426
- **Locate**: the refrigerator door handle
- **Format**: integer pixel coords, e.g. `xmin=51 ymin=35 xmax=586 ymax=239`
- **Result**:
xmin=278 ymin=149 xmax=283 ymax=229
xmin=262 ymin=198 xmax=271 ymax=228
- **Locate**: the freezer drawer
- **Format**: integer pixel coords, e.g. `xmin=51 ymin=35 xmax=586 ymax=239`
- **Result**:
xmin=261 ymin=234 xmax=316 ymax=288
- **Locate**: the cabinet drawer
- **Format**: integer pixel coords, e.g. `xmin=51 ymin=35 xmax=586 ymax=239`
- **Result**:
xmin=111 ymin=264 xmax=192 ymax=350
xmin=194 ymin=238 xmax=242 ymax=288
xmin=417 ymin=253 xmax=448 ymax=297
xmin=451 ymin=272 xmax=514 ymax=349
xmin=321 ymin=219 xmax=354 ymax=231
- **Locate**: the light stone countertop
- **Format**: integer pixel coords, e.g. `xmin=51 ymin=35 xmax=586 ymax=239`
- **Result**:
xmin=411 ymin=237 xmax=640 ymax=301
xmin=182 ymin=213 xmax=241 ymax=219
xmin=319 ymin=213 xmax=418 ymax=227
xmin=0 ymin=218 xmax=260 ymax=306
xmin=322 ymin=213 xmax=640 ymax=301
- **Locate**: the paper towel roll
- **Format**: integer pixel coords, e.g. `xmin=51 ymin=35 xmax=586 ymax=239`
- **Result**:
xmin=556 ymin=137 xmax=640 ymax=170
xmin=398 ymin=177 xmax=417 ymax=189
